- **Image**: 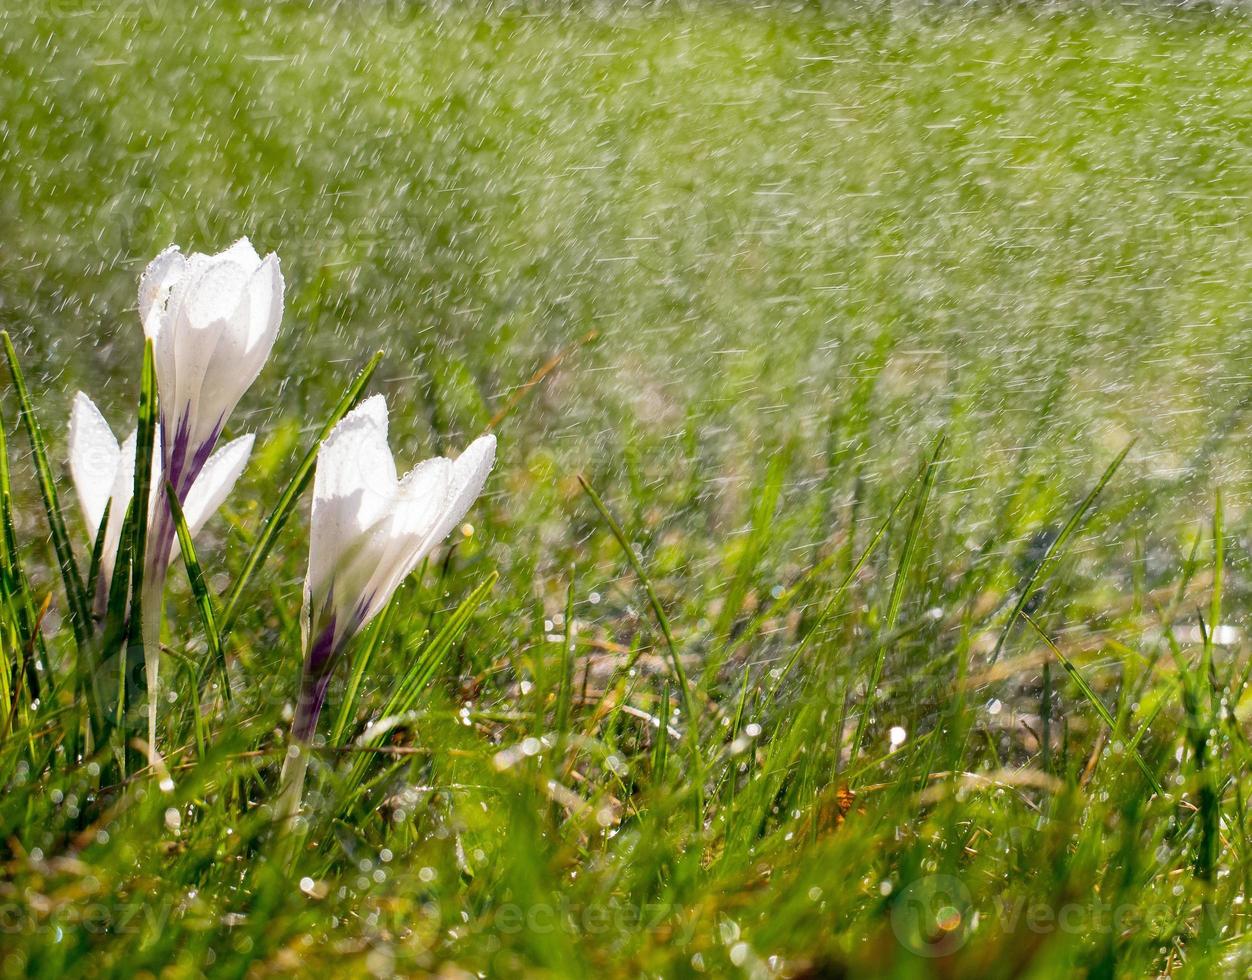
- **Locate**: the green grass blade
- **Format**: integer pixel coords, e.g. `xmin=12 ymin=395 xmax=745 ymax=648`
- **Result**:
xmin=164 ymin=481 xmax=229 ymax=704
xmin=766 ymin=470 xmax=920 ymax=700
xmin=99 ymin=499 xmax=136 ymax=728
xmin=1023 ymin=612 xmax=1163 ymax=796
xmin=330 ymin=593 xmax=399 ymax=746
xmin=383 ymin=572 xmax=499 ymax=716
xmin=341 ymin=573 xmax=498 ymax=802
xmin=0 ymin=401 xmax=52 ymax=695
xmin=1 ymin=331 xmax=92 ymax=652
xmin=219 ymin=350 xmax=382 ymax=639
xmin=850 ymin=433 xmax=946 ymax=767
xmin=653 ymin=681 xmax=670 ymax=784
xmin=1206 ymin=489 xmax=1222 ymax=709
xmin=85 ymin=499 xmax=111 ymax=610
xmin=556 ymin=569 xmax=575 ymax=738
xmin=714 ymin=447 xmax=789 ymax=639
xmin=578 ymin=473 xmax=704 ymax=829
xmin=126 ymin=340 xmax=158 ymax=712
xmin=990 ymin=441 xmax=1133 ymax=664
xmin=713 ymin=548 xmax=842 ymax=672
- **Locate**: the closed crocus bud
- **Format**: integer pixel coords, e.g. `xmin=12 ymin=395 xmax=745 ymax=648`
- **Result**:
xmin=67 ymin=391 xmax=254 ymax=613
xmin=139 ymin=237 xmax=282 ymax=496
xmin=276 ymin=395 xmax=495 ymax=823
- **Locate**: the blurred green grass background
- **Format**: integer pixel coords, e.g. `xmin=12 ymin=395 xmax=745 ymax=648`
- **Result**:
xmin=4 ymin=2 xmax=1252 ymax=976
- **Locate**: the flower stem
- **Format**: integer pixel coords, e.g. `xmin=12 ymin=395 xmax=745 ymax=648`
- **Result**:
xmin=140 ymin=572 xmax=168 ymax=753
xmin=275 ymin=740 xmax=310 ymax=829
xmin=140 ymin=509 xmax=175 ymax=755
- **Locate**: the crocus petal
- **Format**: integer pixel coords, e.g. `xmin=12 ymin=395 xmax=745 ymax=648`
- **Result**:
xmin=139 ymin=245 xmax=186 ymax=339
xmin=245 ymin=253 xmax=283 ymax=364
xmin=216 ymin=236 xmax=263 ymax=274
xmin=178 ymin=433 xmax=255 ymax=540
xmin=348 ymin=456 xmax=453 ymax=631
xmin=305 ymin=395 xmax=398 ymax=612
xmin=140 ymin=248 xmax=187 ymax=416
xmin=172 ymin=259 xmax=254 ymax=443
xmin=430 ymin=434 xmax=496 ymax=547
xmin=113 ymin=428 xmax=167 ymax=536
xmin=192 ymin=256 xmax=283 ymax=447
xmin=353 ymin=435 xmax=496 ymax=630
xmin=103 ymin=432 xmax=139 ymax=573
xmin=67 ymin=392 xmax=121 ymax=537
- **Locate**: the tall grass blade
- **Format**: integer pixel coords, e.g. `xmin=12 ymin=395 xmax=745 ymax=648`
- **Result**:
xmin=85 ymin=500 xmax=111 ymax=613
xmin=330 ymin=593 xmax=399 ymax=746
xmin=715 ymin=447 xmax=788 ymax=639
xmin=1205 ymin=489 xmax=1222 ymax=708
xmin=341 ymin=574 xmax=498 ymax=802
xmin=382 ymin=572 xmax=498 ymax=717
xmin=850 ymin=434 xmax=946 ymax=766
xmin=1023 ymin=612 xmax=1163 ymax=796
xmin=578 ymin=473 xmax=704 ymax=828
xmin=0 ymin=401 xmax=52 ymax=694
xmin=990 ymin=441 xmax=1133 ymax=664
xmin=100 ymin=500 xmax=136 ymax=732
xmin=164 ymin=481 xmax=229 ymax=703
xmin=556 ymin=569 xmax=575 ymax=738
xmin=766 ymin=470 xmax=920 ymax=700
xmin=126 ymin=341 xmax=158 ymax=715
xmin=1 ymin=331 xmax=92 ymax=652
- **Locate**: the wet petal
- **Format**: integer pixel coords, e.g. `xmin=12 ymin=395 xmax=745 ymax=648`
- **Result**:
xmin=179 ymin=433 xmax=255 ymax=540
xmin=67 ymin=391 xmax=121 ymax=537
xmin=306 ymin=395 xmax=397 ymax=613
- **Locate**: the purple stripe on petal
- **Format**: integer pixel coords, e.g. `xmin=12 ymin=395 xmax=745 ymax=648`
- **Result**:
xmin=165 ymin=410 xmax=193 ymax=492
xmin=291 ymin=615 xmax=341 ymax=743
xmin=292 ymin=671 xmax=334 ymax=744
xmin=185 ymin=416 xmax=225 ymax=485
xmin=164 ymin=408 xmax=225 ymax=498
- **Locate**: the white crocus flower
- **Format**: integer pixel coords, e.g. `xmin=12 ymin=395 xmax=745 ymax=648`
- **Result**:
xmin=139 ymin=237 xmax=282 ymax=495
xmin=67 ymin=391 xmax=254 ymax=611
xmin=276 ymin=395 xmax=495 ymax=823
xmin=135 ymin=238 xmax=282 ymax=752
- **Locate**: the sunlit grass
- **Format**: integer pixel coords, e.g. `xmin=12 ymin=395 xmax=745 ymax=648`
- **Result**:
xmin=2 ymin=2 xmax=1252 ymax=976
